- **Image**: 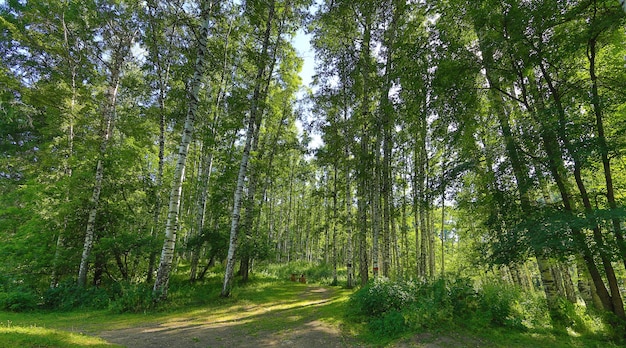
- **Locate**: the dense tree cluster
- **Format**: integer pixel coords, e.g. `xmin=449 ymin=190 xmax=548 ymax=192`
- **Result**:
xmin=1 ymin=0 xmax=625 ymax=328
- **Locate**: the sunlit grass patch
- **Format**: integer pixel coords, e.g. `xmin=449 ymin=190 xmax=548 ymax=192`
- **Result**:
xmin=0 ymin=323 xmax=121 ymax=347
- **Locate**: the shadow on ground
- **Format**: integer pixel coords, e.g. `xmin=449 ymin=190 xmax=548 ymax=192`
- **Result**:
xmin=97 ymin=285 xmax=358 ymax=348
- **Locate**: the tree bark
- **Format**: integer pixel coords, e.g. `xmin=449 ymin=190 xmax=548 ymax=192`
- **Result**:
xmin=145 ymin=0 xmax=174 ymax=283
xmin=51 ymin=16 xmax=76 ymax=287
xmin=587 ymin=35 xmax=626 ymax=270
xmin=537 ymin=57 xmax=625 ymax=319
xmin=344 ymin=129 xmax=354 ymax=289
xmin=222 ymin=0 xmax=277 ymax=297
xmin=77 ymin=31 xmax=132 ymax=287
xmin=153 ymin=0 xmax=214 ymax=299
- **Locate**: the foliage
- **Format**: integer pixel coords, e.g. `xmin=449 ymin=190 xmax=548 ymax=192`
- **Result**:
xmin=43 ymin=281 xmax=110 ymax=311
xmin=108 ymin=282 xmax=156 ymax=314
xmin=368 ymin=310 xmax=407 ymax=338
xmin=0 ymin=275 xmax=623 ymax=347
xmin=475 ymin=280 xmax=523 ymax=328
xmin=1 ymin=0 xmax=626 ymax=339
xmin=258 ymin=261 xmax=346 ymax=285
xmin=348 ymin=277 xmax=416 ymax=318
xmin=0 ymin=287 xmax=39 ymax=312
xmin=349 ymin=277 xmax=544 ymax=338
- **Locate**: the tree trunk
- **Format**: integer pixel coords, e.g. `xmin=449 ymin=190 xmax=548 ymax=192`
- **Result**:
xmin=475 ymin=24 xmax=577 ymax=321
xmin=537 ymin=58 xmax=625 ymax=320
xmin=145 ymin=0 xmax=174 ymax=283
xmin=560 ymin=262 xmax=577 ymax=303
xmin=371 ymin=152 xmax=380 ymax=278
xmin=345 ymin=138 xmax=354 ymax=288
xmin=587 ymin=35 xmax=626 ymax=270
xmin=357 ymin=125 xmax=370 ymax=287
xmin=153 ymin=0 xmax=214 ymax=298
xmin=77 ymin=33 xmax=131 ymax=286
xmin=190 ymin=150 xmax=214 ymax=282
xmin=332 ymin=164 xmax=338 ymax=286
xmin=222 ymin=0 xmax=277 ymax=297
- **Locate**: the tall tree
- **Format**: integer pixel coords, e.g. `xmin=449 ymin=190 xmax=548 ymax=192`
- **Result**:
xmin=77 ymin=3 xmax=137 ymax=287
xmin=153 ymin=0 xmax=216 ymax=298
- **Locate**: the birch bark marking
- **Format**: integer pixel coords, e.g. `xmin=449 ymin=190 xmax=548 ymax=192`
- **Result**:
xmin=77 ymin=30 xmax=132 ymax=286
xmin=146 ymin=0 xmax=175 ymax=282
xmin=153 ymin=0 xmax=214 ymax=298
xmin=222 ymin=0 xmax=277 ymax=298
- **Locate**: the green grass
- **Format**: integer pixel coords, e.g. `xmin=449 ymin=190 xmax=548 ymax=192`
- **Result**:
xmin=0 ymin=273 xmax=352 ymax=347
xmin=1 ymin=267 xmax=624 ymax=348
xmin=0 ymin=324 xmax=121 ymax=348
xmin=348 ymin=319 xmax=623 ymax=347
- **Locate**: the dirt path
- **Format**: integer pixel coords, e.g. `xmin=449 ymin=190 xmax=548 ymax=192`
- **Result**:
xmin=97 ymin=286 xmax=359 ymax=348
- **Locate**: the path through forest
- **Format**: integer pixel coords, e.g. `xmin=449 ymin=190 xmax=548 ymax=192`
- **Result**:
xmin=97 ymin=286 xmax=358 ymax=348
xmin=95 ymin=284 xmax=483 ymax=348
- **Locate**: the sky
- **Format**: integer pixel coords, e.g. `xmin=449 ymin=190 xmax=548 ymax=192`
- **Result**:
xmin=292 ymin=28 xmax=316 ymax=88
xmin=291 ymin=28 xmax=324 ymax=151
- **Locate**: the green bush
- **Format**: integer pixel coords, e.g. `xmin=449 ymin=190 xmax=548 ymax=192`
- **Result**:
xmin=347 ymin=277 xmax=529 ymax=338
xmin=477 ymin=281 xmax=522 ymax=328
xmin=404 ymin=278 xmax=453 ymax=330
xmin=43 ymin=280 xmax=110 ymax=310
xmin=448 ymin=277 xmax=480 ymax=319
xmin=109 ymin=282 xmax=156 ymax=313
xmin=0 ymin=288 xmax=39 ymax=312
xmin=513 ymin=288 xmax=550 ymax=329
xmin=349 ymin=277 xmax=416 ymax=318
xmin=368 ymin=310 xmax=407 ymax=338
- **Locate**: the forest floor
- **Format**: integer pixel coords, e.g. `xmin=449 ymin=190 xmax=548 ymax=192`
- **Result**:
xmin=3 ymin=280 xmax=612 ymax=347
xmin=93 ymin=284 xmax=476 ymax=348
xmin=97 ymin=285 xmax=358 ymax=348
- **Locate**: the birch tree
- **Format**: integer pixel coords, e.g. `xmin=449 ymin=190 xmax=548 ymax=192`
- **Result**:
xmin=153 ymin=0 xmax=216 ymax=298
xmin=77 ymin=6 xmax=137 ymax=287
xmin=222 ymin=0 xmax=279 ymax=298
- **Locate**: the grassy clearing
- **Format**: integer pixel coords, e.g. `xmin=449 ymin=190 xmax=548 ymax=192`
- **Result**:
xmin=1 ymin=265 xmax=624 ymax=347
xmin=0 ymin=324 xmax=121 ymax=348
xmin=0 ymin=272 xmax=352 ymax=347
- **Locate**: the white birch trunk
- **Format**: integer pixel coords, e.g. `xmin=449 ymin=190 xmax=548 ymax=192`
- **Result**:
xmin=221 ymin=0 xmax=276 ymax=298
xmin=146 ymin=0 xmax=174 ymax=282
xmin=77 ymin=56 xmax=124 ymax=287
xmin=371 ymin=156 xmax=380 ymax=278
xmin=153 ymin=0 xmax=214 ymax=298
xmin=221 ymin=126 xmax=254 ymax=296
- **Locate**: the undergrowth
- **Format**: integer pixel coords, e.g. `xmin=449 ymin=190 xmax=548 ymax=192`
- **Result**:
xmin=346 ymin=276 xmax=621 ymax=343
xmin=1 ymin=264 xmax=624 ymax=347
xmin=258 ymin=260 xmax=346 ymax=285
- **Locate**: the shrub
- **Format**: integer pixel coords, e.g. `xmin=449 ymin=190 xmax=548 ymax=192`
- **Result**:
xmin=404 ymin=278 xmax=453 ymax=330
xmin=0 ymin=288 xmax=39 ymax=312
xmin=349 ymin=277 xmax=416 ymax=318
xmin=347 ymin=276 xmax=529 ymax=337
xmin=448 ymin=277 xmax=480 ymax=319
xmin=43 ymin=280 xmax=110 ymax=310
xmin=477 ymin=281 xmax=522 ymax=328
xmin=109 ymin=283 xmax=155 ymax=313
xmin=368 ymin=310 xmax=407 ymax=338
